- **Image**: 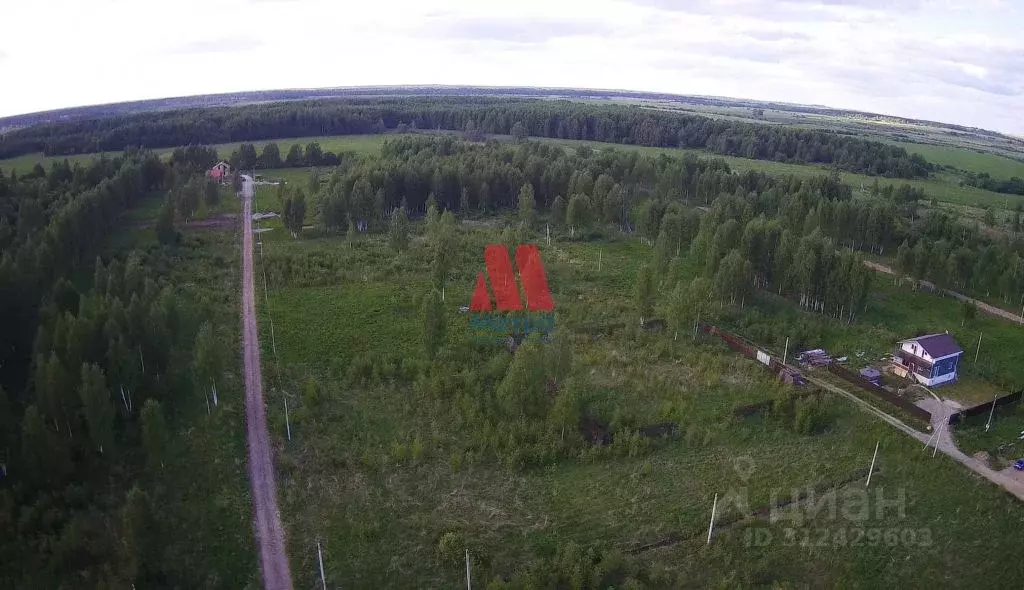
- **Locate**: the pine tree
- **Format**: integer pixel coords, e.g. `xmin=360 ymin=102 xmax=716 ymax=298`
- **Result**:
xmin=140 ymin=399 xmax=169 ymax=472
xmin=635 ymin=263 xmax=654 ymax=325
xmin=518 ymin=183 xmax=536 ymax=228
xmin=120 ymin=485 xmax=155 ymax=583
xmin=422 ymin=288 xmax=445 ymax=360
xmin=388 ymin=206 xmax=410 ymax=251
xmin=156 ymin=197 xmax=177 ymax=246
xmin=566 ymin=194 xmax=590 ymax=238
xmin=79 ymin=363 xmax=114 ymax=455
xmin=478 ymin=182 xmax=491 ymax=213
xmin=551 ymin=195 xmax=567 ymax=227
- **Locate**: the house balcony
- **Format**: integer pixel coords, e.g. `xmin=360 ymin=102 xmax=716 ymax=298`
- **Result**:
xmin=893 ymin=351 xmax=932 ymax=379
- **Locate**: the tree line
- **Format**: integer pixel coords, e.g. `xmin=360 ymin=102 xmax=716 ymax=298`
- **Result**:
xmin=961 ymin=171 xmax=1024 ymax=196
xmin=0 ymin=151 xmax=237 ymax=586
xmin=307 ymin=135 xmax=1021 ymax=310
xmin=1 ymin=96 xmax=931 ymax=178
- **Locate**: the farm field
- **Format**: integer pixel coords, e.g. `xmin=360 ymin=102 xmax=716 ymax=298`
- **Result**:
xmin=887 ymin=140 xmax=1024 ymax=179
xmin=249 ymin=209 xmax=1024 ymax=587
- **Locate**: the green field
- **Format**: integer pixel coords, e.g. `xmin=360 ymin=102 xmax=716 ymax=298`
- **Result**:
xmin=248 ymin=213 xmax=1024 ymax=587
xmin=889 ymin=140 xmax=1024 ymax=178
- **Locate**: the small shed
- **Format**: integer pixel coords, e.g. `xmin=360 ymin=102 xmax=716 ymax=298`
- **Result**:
xmin=859 ymin=366 xmax=882 ymax=385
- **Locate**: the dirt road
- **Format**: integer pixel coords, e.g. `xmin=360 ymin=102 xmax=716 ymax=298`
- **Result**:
xmin=240 ymin=176 xmax=294 ymax=589
xmin=863 ymin=259 xmax=1024 ymax=326
xmin=807 ymin=374 xmax=1024 ymax=501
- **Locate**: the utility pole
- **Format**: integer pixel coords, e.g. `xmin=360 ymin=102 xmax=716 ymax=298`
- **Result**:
xmin=284 ymin=397 xmax=292 ymax=441
xmin=270 ymin=317 xmax=278 ymax=361
xmin=975 ymin=331 xmax=983 ymax=364
xmin=783 ymin=337 xmax=790 ymax=366
xmin=985 ymin=392 xmax=998 ymax=432
xmin=866 ymin=441 xmax=879 ymax=487
xmin=932 ymin=420 xmax=944 ymax=458
xmin=465 ymin=548 xmax=472 ymax=590
xmin=706 ymin=493 xmax=718 ymax=545
xmin=317 ymin=540 xmax=327 ymax=590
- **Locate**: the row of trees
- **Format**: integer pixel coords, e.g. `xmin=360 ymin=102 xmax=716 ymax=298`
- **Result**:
xmin=2 ymin=96 xmax=932 ymax=177
xmin=962 ymin=171 xmax=1024 ymax=196
xmin=0 ymin=149 xmax=234 ymax=586
xmin=298 ymin=136 xmax=1022 ymax=310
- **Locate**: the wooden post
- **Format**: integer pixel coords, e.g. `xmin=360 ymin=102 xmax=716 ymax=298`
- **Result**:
xmin=465 ymin=548 xmax=472 ymax=590
xmin=598 ymin=250 xmax=602 ymax=272
xmin=975 ymin=331 xmax=983 ymax=364
xmin=783 ymin=337 xmax=790 ymax=366
xmin=706 ymin=493 xmax=718 ymax=545
xmin=866 ymin=441 xmax=879 ymax=487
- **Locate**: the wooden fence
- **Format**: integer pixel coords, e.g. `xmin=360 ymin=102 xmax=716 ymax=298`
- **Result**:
xmin=698 ymin=322 xmax=806 ymax=386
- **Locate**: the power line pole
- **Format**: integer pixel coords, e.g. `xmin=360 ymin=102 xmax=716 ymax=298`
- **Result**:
xmin=985 ymin=392 xmax=998 ymax=432
xmin=284 ymin=397 xmax=292 ymax=441
xmin=866 ymin=441 xmax=879 ymax=487
xmin=706 ymin=492 xmax=718 ymax=545
xmin=317 ymin=540 xmax=327 ymax=589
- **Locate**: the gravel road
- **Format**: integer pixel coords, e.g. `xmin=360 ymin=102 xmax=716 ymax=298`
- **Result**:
xmin=863 ymin=259 xmax=1024 ymax=326
xmin=240 ymin=176 xmax=294 ymax=589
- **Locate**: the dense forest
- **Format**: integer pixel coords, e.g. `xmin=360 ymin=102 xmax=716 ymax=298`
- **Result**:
xmin=0 ymin=97 xmax=931 ymax=178
xmin=0 ymin=153 xmax=248 ymax=586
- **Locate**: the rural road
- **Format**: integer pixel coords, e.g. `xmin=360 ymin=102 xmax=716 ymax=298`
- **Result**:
xmin=240 ymin=175 xmax=294 ymax=589
xmin=807 ymin=374 xmax=1024 ymax=501
xmin=863 ymin=260 xmax=1024 ymax=326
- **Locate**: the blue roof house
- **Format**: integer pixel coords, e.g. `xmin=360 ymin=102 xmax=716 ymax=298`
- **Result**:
xmin=892 ymin=333 xmax=964 ymax=387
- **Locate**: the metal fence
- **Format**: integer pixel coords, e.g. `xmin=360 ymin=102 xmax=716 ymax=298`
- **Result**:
xmin=947 ymin=390 xmax=1023 ymax=425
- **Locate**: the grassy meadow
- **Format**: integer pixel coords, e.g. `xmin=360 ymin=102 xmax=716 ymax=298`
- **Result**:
xmin=889 ymin=140 xmax=1024 ymax=179
xmin=245 ymin=199 xmax=1024 ymax=587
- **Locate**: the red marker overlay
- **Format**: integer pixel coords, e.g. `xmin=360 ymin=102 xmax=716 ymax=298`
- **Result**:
xmin=515 ymin=244 xmax=554 ymax=311
xmin=470 ymin=272 xmax=492 ymax=311
xmin=483 ymin=244 xmax=523 ymax=311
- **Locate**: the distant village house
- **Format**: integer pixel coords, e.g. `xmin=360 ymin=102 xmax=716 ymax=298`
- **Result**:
xmin=891 ymin=333 xmax=963 ymax=387
xmin=207 ymin=161 xmax=232 ymax=183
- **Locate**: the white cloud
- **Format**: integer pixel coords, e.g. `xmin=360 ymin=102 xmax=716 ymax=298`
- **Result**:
xmin=0 ymin=0 xmax=1020 ymax=134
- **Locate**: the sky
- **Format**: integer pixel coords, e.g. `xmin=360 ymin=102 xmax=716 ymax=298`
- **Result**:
xmin=2 ymin=0 xmax=1022 ymax=134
